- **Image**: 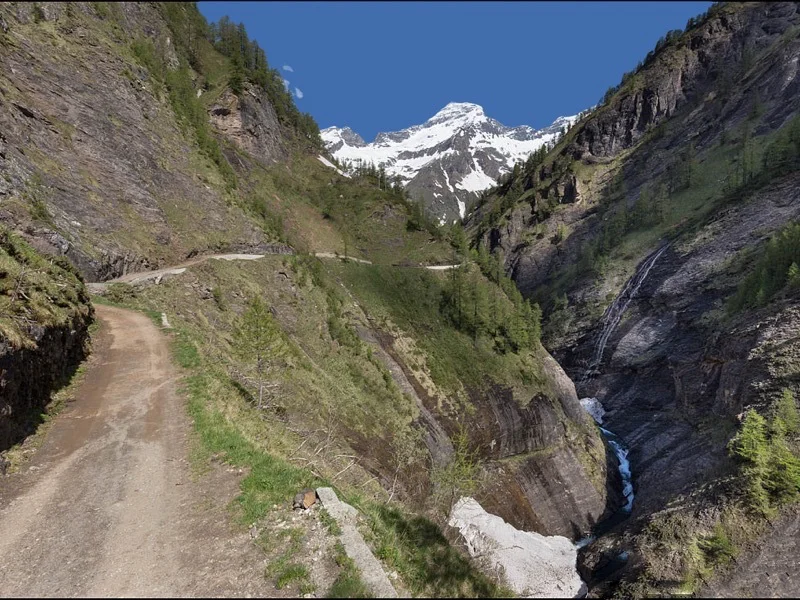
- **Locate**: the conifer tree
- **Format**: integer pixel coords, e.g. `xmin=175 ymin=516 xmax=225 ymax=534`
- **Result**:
xmin=232 ymin=296 xmax=284 ymax=409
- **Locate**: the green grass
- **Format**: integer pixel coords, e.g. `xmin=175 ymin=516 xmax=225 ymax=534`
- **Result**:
xmin=319 ymin=507 xmax=342 ymax=536
xmin=345 ymin=497 xmax=511 ymax=598
xmin=276 ymin=563 xmax=312 ymax=590
xmin=0 ymin=226 xmax=91 ymax=349
xmin=327 ymin=542 xmax=373 ymax=599
xmin=180 ymin=367 xmax=319 ymax=524
xmin=331 ymin=261 xmax=549 ymax=399
xmin=243 ymin=153 xmax=453 ymax=265
xmin=261 ymin=524 xmax=314 ymax=593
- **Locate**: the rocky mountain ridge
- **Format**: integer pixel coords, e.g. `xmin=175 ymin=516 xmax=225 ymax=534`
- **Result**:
xmin=322 ymin=102 xmax=578 ymax=223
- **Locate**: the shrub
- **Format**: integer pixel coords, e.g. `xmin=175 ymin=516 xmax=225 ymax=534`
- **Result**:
xmin=698 ymin=523 xmax=737 ymax=567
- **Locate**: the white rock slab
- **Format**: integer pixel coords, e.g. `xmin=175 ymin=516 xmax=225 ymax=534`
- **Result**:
xmin=448 ymin=497 xmax=587 ymax=598
xmin=316 ymin=487 xmax=398 ymax=598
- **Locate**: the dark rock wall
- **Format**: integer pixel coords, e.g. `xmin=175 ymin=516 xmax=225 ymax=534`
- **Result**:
xmin=0 ymin=308 xmax=93 ymax=452
xmin=562 ymin=175 xmax=800 ymax=518
xmin=209 ymin=86 xmax=287 ymax=165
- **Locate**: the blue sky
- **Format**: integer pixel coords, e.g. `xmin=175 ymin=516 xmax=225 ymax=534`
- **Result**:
xmin=198 ymin=1 xmax=712 ymax=141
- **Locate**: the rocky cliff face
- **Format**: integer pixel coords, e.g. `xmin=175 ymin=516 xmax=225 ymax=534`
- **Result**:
xmin=0 ymin=2 xmax=271 ymax=282
xmin=0 ymin=310 xmax=92 ymax=454
xmin=350 ymin=301 xmax=613 ymax=538
xmin=566 ymin=174 xmax=800 ymax=520
xmin=209 ymin=86 xmax=287 ymax=165
xmin=477 ymin=2 xmax=800 ymax=298
xmin=323 ymin=103 xmax=577 ymax=223
xmin=569 ymin=2 xmax=800 ymax=161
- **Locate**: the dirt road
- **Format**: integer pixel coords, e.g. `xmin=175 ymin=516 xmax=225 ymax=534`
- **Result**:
xmin=87 ymin=252 xmax=458 ymax=293
xmin=0 ymin=305 xmax=274 ymax=597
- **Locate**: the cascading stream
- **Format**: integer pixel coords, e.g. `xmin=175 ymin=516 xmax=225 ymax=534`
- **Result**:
xmin=580 ymin=244 xmax=670 ymax=386
xmin=575 ymin=244 xmax=668 ymax=549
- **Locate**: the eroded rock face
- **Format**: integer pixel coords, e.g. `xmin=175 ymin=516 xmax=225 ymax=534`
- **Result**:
xmin=354 ymin=319 xmax=612 ymax=539
xmin=560 ymin=175 xmax=800 ymax=519
xmin=448 ymin=496 xmax=587 ymax=598
xmin=208 ymin=86 xmax=287 ymax=165
xmin=0 ymin=3 xmax=272 ymax=281
xmin=478 ymin=2 xmax=800 ymax=300
xmin=422 ymin=347 xmax=614 ymax=538
xmin=570 ymin=4 xmax=799 ymax=160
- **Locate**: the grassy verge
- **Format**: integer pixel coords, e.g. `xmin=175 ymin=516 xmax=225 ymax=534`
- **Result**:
xmin=344 ymin=495 xmax=512 ymax=598
xmin=170 ymin=329 xmax=320 ymax=524
xmin=328 ymin=541 xmax=373 ymax=598
xmin=259 ymin=523 xmax=315 ymax=595
xmin=171 ymin=319 xmax=507 ymax=598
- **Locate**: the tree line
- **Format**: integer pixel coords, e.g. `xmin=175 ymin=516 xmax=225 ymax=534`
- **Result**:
xmin=729 ymin=389 xmax=800 ymax=516
xmin=441 ymin=230 xmax=542 ymax=353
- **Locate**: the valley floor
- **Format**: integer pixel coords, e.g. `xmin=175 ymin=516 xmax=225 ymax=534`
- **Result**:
xmin=0 ymin=305 xmax=277 ymax=597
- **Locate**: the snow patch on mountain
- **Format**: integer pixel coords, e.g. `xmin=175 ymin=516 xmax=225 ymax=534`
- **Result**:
xmin=321 ymin=102 xmax=580 ymax=222
xmin=317 ymin=155 xmax=350 ymax=177
xmin=456 ymin=161 xmax=497 ymax=194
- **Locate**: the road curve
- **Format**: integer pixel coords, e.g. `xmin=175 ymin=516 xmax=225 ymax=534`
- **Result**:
xmin=0 ymin=304 xmax=274 ymax=597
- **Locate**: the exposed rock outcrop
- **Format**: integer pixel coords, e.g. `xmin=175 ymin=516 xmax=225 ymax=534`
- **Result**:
xmin=0 ymin=231 xmax=93 ymax=452
xmin=0 ymin=312 xmax=92 ymax=451
xmin=362 ymin=322 xmax=614 ymax=538
xmin=562 ymin=173 xmax=800 ymax=520
xmin=474 ymin=2 xmax=800 ymax=299
xmin=208 ymin=86 xmax=287 ymax=165
xmin=569 ymin=3 xmax=800 ymax=160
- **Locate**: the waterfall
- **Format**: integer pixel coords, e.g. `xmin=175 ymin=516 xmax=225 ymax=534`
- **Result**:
xmin=580 ymin=243 xmax=669 ymax=384
xmin=576 ymin=243 xmax=668 ymax=548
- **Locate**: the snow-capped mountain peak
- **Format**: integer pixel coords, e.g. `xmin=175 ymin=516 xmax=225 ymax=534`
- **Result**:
xmin=428 ymin=102 xmax=486 ymax=124
xmin=321 ymin=103 xmax=580 ymax=223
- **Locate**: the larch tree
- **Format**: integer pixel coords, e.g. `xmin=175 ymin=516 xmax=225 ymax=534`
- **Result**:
xmin=232 ymin=295 xmax=285 ymax=409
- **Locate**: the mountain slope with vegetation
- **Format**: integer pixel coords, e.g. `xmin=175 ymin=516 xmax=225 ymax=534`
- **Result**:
xmin=0 ymin=2 xmax=613 ymax=596
xmin=466 ymin=1 xmax=800 ymax=595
